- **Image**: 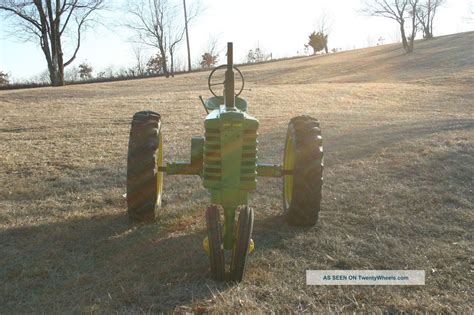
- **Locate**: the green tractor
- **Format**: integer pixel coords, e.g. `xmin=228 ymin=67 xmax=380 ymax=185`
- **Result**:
xmin=126 ymin=43 xmax=323 ymax=282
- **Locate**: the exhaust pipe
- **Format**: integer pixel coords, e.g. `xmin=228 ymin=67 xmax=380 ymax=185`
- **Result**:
xmin=225 ymin=42 xmax=235 ymax=110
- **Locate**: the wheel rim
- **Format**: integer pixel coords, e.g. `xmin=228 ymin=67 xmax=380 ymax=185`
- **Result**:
xmin=283 ymin=134 xmax=295 ymax=208
xmin=156 ymin=132 xmax=163 ymax=206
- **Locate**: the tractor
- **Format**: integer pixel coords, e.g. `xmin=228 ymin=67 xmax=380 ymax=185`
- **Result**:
xmin=126 ymin=43 xmax=324 ymax=282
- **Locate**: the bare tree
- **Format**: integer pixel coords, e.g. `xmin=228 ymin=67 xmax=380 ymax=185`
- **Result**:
xmin=33 ymin=69 xmax=51 ymax=84
xmin=126 ymin=0 xmax=169 ymax=77
xmin=407 ymin=0 xmax=420 ymax=52
xmin=363 ymin=0 xmax=410 ymax=51
xmin=246 ymin=46 xmax=271 ymax=63
xmin=126 ymin=0 xmax=191 ymax=77
xmin=0 ymin=0 xmax=104 ymax=86
xmin=78 ymin=61 xmax=92 ymax=79
xmin=167 ymin=9 xmax=185 ymax=77
xmin=200 ymin=37 xmax=220 ymax=68
xmin=132 ymin=44 xmax=147 ymax=76
xmin=415 ymin=0 xmax=445 ymax=39
xmin=64 ymin=65 xmax=80 ymax=81
xmin=315 ymin=9 xmax=333 ymax=53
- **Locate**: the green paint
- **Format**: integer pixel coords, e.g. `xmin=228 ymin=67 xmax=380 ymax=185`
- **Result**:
xmin=162 ymin=98 xmax=286 ymax=250
xmin=202 ymin=100 xmax=258 ymax=249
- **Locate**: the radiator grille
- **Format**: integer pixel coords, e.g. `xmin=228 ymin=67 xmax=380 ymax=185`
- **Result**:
xmin=203 ymin=128 xmax=221 ymax=182
xmin=240 ymin=128 xmax=258 ymax=183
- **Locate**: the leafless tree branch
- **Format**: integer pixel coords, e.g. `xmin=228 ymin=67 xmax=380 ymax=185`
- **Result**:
xmin=0 ymin=0 xmax=104 ymax=86
xmin=362 ymin=0 xmax=414 ymax=52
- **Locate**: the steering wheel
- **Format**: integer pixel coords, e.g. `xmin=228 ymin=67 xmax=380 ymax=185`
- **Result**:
xmin=208 ymin=64 xmax=245 ymax=97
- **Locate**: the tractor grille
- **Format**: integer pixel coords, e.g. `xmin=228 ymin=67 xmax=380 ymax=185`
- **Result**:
xmin=203 ymin=127 xmax=258 ymax=190
xmin=203 ymin=128 xmax=221 ymax=182
xmin=240 ymin=128 xmax=258 ymax=184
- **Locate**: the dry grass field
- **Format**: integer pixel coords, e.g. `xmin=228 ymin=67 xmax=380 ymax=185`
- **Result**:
xmin=1 ymin=32 xmax=473 ymax=313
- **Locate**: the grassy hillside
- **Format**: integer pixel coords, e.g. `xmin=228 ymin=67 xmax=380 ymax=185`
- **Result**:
xmin=0 ymin=32 xmax=473 ymax=313
xmin=242 ymin=32 xmax=474 ymax=85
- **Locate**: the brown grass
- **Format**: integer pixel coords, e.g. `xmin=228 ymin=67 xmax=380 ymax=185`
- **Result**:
xmin=1 ymin=32 xmax=473 ymax=313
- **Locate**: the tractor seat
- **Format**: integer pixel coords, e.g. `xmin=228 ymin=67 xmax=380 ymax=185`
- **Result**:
xmin=205 ymin=96 xmax=248 ymax=112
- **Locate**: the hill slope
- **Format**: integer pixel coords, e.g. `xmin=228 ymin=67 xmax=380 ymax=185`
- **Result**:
xmin=242 ymin=31 xmax=474 ymax=85
xmin=0 ymin=32 xmax=473 ymax=313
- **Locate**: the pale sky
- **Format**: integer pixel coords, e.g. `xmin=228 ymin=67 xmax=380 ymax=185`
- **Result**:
xmin=0 ymin=0 xmax=472 ymax=81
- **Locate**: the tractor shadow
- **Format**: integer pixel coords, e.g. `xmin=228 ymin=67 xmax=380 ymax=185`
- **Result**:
xmin=0 ymin=208 xmax=303 ymax=313
xmin=323 ymin=118 xmax=474 ymax=167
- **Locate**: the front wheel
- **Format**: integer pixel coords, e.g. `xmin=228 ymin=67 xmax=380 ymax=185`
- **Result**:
xmin=230 ymin=206 xmax=254 ymax=282
xmin=206 ymin=205 xmax=225 ymax=281
xmin=283 ymin=116 xmax=323 ymax=226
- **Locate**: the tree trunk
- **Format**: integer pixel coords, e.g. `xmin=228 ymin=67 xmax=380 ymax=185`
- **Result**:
xmin=170 ymin=52 xmax=175 ymax=77
xmin=52 ymin=42 xmax=65 ymax=86
xmin=163 ymin=60 xmax=169 ymax=78
xmin=49 ymin=69 xmax=59 ymax=86
xmin=40 ymin=36 xmax=64 ymax=86
xmin=407 ymin=38 xmax=414 ymax=53
xmin=158 ymin=46 xmax=169 ymax=78
xmin=427 ymin=0 xmax=433 ymax=38
xmin=183 ymin=0 xmax=191 ymax=72
xmin=429 ymin=17 xmax=434 ymax=38
xmin=424 ymin=27 xmax=433 ymax=39
xmin=47 ymin=52 xmax=65 ymax=86
xmin=407 ymin=1 xmax=418 ymax=54
xmin=400 ymin=20 xmax=408 ymax=51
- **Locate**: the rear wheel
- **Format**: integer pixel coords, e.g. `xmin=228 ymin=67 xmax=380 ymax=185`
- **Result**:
xmin=230 ymin=206 xmax=254 ymax=282
xmin=127 ymin=111 xmax=164 ymax=222
xmin=206 ymin=205 xmax=225 ymax=281
xmin=283 ymin=116 xmax=323 ymax=226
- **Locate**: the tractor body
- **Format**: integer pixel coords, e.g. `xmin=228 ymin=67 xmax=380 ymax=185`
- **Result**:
xmin=126 ymin=42 xmax=324 ymax=282
xmin=163 ymin=44 xmax=282 ymax=251
xmin=203 ymin=98 xmax=259 ymax=248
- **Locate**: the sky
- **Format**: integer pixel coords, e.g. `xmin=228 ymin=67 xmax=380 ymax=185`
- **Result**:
xmin=0 ymin=0 xmax=472 ymax=81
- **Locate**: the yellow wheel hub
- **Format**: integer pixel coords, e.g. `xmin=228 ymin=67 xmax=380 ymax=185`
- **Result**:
xmin=203 ymin=237 xmax=254 ymax=254
xmin=156 ymin=132 xmax=164 ymax=207
xmin=203 ymin=236 xmax=209 ymax=253
xmin=283 ymin=134 xmax=295 ymax=208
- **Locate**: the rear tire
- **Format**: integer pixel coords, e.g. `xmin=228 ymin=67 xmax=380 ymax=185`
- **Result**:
xmin=206 ymin=205 xmax=225 ymax=281
xmin=283 ymin=116 xmax=323 ymax=226
xmin=230 ymin=206 xmax=254 ymax=282
xmin=127 ymin=111 xmax=163 ymax=222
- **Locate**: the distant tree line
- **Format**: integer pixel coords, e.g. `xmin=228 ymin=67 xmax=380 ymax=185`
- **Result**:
xmin=0 ymin=0 xmax=200 ymax=86
xmin=246 ymin=47 xmax=272 ymax=63
xmin=0 ymin=0 xmax=450 ymax=87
